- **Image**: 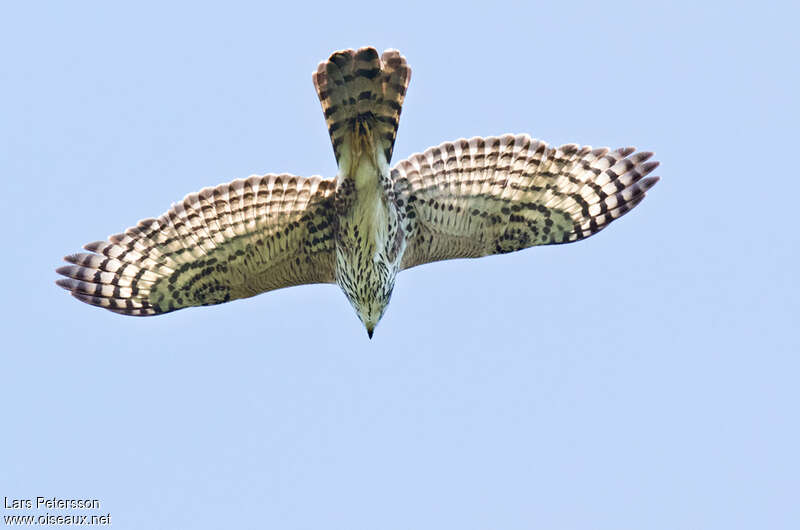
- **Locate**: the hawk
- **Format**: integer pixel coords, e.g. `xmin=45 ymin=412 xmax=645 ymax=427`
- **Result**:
xmin=56 ymin=47 xmax=660 ymax=338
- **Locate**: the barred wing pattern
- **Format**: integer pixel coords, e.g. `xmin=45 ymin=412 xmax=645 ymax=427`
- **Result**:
xmin=392 ymin=134 xmax=659 ymax=270
xmin=56 ymin=174 xmax=337 ymax=315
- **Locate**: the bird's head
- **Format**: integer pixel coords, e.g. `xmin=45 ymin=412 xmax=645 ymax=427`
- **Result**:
xmin=338 ymin=250 xmax=399 ymax=339
xmin=353 ymin=290 xmax=392 ymax=339
xmin=341 ymin=278 xmax=394 ymax=340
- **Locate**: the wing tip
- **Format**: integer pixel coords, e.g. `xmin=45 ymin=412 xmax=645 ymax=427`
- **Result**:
xmin=641 ymin=175 xmax=660 ymax=192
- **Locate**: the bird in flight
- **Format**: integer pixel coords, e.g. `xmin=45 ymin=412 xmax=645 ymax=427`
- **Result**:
xmin=56 ymin=47 xmax=660 ymax=338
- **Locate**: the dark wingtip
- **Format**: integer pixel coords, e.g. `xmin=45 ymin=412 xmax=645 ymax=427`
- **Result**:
xmin=641 ymin=161 xmax=660 ymax=174
xmin=641 ymin=176 xmax=660 ymax=191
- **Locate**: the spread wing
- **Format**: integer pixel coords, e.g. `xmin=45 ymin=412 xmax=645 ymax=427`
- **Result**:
xmin=56 ymin=174 xmax=337 ymax=315
xmin=391 ymin=134 xmax=659 ymax=270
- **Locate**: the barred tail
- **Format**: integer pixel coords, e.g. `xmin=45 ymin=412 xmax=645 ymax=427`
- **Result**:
xmin=312 ymin=47 xmax=411 ymax=168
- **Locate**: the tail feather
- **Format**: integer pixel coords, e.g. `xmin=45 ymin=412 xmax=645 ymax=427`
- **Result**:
xmin=313 ymin=47 xmax=411 ymax=169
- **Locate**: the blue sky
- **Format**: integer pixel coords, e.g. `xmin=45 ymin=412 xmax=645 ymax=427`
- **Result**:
xmin=2 ymin=1 xmax=798 ymax=528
